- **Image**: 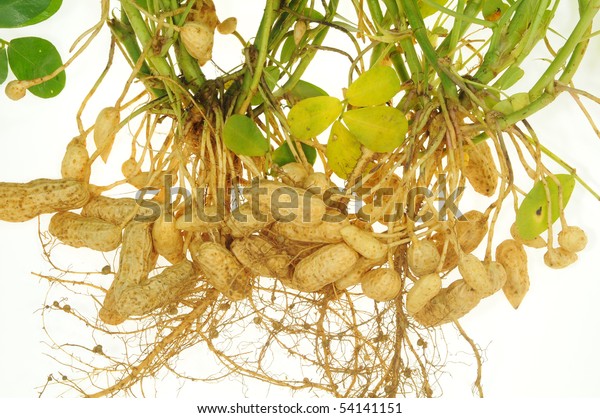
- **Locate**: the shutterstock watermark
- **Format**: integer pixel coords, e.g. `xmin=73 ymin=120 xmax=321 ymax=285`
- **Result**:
xmin=132 ymin=175 xmax=465 ymax=224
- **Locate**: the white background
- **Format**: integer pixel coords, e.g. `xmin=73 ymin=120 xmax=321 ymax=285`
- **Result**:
xmin=1 ymin=0 xmax=599 ymax=404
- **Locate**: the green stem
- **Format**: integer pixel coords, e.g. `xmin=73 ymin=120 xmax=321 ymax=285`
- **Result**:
xmin=119 ymin=0 xmax=173 ymax=78
xmin=174 ymin=41 xmax=206 ymax=93
xmin=391 ymin=1 xmax=423 ymax=88
xmin=235 ymin=0 xmax=278 ymax=114
xmin=399 ymin=0 xmax=458 ymax=100
xmin=529 ymin=0 xmax=600 ymax=100
xmin=436 ymin=0 xmax=482 ymax=57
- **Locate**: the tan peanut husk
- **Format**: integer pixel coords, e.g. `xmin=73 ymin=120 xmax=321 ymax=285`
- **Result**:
xmin=189 ymin=241 xmax=251 ymax=301
xmin=225 ymin=202 xmax=274 ymax=237
xmin=462 ymin=140 xmax=498 ymax=197
xmin=432 ymin=210 xmax=488 ymax=271
xmin=175 ymin=204 xmax=225 ymax=232
xmin=93 ymin=107 xmax=120 ymax=163
xmin=82 ymin=195 xmax=157 ymax=225
xmin=412 ymin=279 xmax=481 ymax=327
xmin=291 ymin=243 xmax=358 ymax=292
xmin=407 ymin=239 xmax=441 ymax=276
xmin=152 ymin=212 xmax=185 ymax=264
xmin=458 ymin=254 xmax=495 ymax=295
xmin=99 ymin=221 xmax=158 ymax=325
xmin=49 ymin=212 xmax=122 ymax=252
xmin=270 ymin=213 xmax=349 ymax=243
xmin=496 ymin=239 xmax=529 ymax=309
xmin=116 ymin=260 xmax=197 ymax=318
xmin=557 ymin=226 xmax=588 ymax=253
xmin=0 ymin=179 xmax=89 ymax=222
xmin=406 ymin=273 xmax=442 ymax=316
xmin=334 ymin=256 xmax=386 ymax=290
xmin=544 ymin=247 xmax=578 ymax=269
xmin=340 ymin=225 xmax=388 ymax=260
xmin=230 ymin=235 xmax=291 ymax=279
xmin=61 ymin=136 xmax=90 ymax=182
xmin=361 ymin=268 xmax=402 ymax=302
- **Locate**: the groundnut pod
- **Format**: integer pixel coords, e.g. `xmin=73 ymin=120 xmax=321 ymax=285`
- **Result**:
xmin=152 ymin=212 xmax=185 ymax=264
xmin=412 ymin=280 xmax=481 ymax=327
xmin=291 ymin=243 xmax=359 ymax=292
xmin=496 ymin=239 xmax=529 ymax=309
xmin=432 ymin=210 xmax=488 ymax=271
xmin=406 ymin=273 xmax=442 ymax=316
xmin=557 ymin=226 xmax=588 ymax=253
xmin=93 ymin=107 xmax=120 ymax=163
xmin=244 ymin=179 xmax=326 ymax=225
xmin=303 ymin=172 xmax=336 ymax=196
xmin=462 ymin=140 xmax=498 ymax=197
xmin=458 ymin=254 xmax=494 ymax=295
xmin=49 ymin=212 xmax=122 ymax=252
xmin=61 ymin=136 xmax=90 ymax=182
xmin=180 ymin=22 xmax=214 ymax=66
xmin=0 ymin=179 xmax=89 ymax=222
xmin=217 ymin=17 xmax=237 ymax=35
xmin=510 ymin=223 xmax=546 ymax=248
xmin=116 ymin=261 xmax=197 ymax=318
xmin=82 ymin=195 xmax=158 ymax=225
xmin=407 ymin=239 xmax=441 ymax=276
xmin=225 ymin=202 xmax=274 ymax=237
xmin=190 ymin=241 xmax=251 ymax=301
xmin=340 ymin=225 xmax=388 ymax=260
xmin=230 ymin=236 xmax=290 ymax=279
xmin=480 ymin=261 xmax=507 ymax=298
xmin=543 ymin=247 xmax=578 ymax=269
xmin=278 ymin=162 xmax=310 ymax=187
xmin=99 ymin=221 xmax=157 ymax=325
xmin=334 ymin=256 xmax=386 ymax=290
xmin=271 ymin=213 xmax=349 ymax=244
xmin=361 ymin=268 xmax=402 ymax=302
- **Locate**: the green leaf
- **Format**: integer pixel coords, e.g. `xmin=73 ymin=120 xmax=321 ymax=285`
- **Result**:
xmin=345 ymin=66 xmax=401 ymax=107
xmin=251 ymin=66 xmax=280 ymax=106
xmin=342 ymin=106 xmax=407 ymax=152
xmin=0 ymin=0 xmax=51 ymax=28
xmin=515 ymin=174 xmax=576 ymax=240
xmin=16 ymin=0 xmax=62 ymax=27
xmin=272 ymin=141 xmax=317 ymax=166
xmin=288 ymin=96 xmax=342 ymax=140
xmin=482 ymin=0 xmax=509 ymax=21
xmin=289 ymin=80 xmax=329 ymax=100
xmin=223 ymin=115 xmax=270 ymax=157
xmin=419 ymin=0 xmax=449 ymax=18
xmin=280 ymin=34 xmax=296 ymax=64
xmin=326 ymin=121 xmax=362 ymax=179
xmin=0 ymin=47 xmax=8 ymax=85
xmin=7 ymin=37 xmax=65 ymax=98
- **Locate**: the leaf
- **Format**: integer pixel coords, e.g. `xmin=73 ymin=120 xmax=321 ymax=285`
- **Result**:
xmin=7 ymin=37 xmax=65 ymax=98
xmin=326 ymin=121 xmax=362 ymax=179
xmin=289 ymin=80 xmax=329 ymax=100
xmin=419 ymin=0 xmax=449 ymax=18
xmin=345 ymin=65 xmax=401 ymax=107
xmin=342 ymin=106 xmax=407 ymax=152
xmin=288 ymin=96 xmax=342 ymax=140
xmin=515 ymin=174 xmax=576 ymax=240
xmin=482 ymin=0 xmax=509 ymax=22
xmin=280 ymin=34 xmax=296 ymax=64
xmin=223 ymin=115 xmax=270 ymax=157
xmin=272 ymin=141 xmax=317 ymax=166
xmin=251 ymin=66 xmax=280 ymax=106
xmin=0 ymin=0 xmax=51 ymax=28
xmin=17 ymin=0 xmax=62 ymax=27
xmin=0 ymin=47 xmax=7 ymax=85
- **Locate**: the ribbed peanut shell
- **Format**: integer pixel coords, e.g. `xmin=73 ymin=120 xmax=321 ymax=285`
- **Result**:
xmin=230 ymin=236 xmax=290 ymax=279
xmin=0 ymin=179 xmax=89 ymax=222
xmin=480 ymin=261 xmax=507 ymax=298
xmin=496 ymin=239 xmax=529 ymax=309
xmin=340 ymin=225 xmax=388 ymax=260
xmin=458 ymin=254 xmax=493 ymax=295
xmin=49 ymin=212 xmax=121 ymax=252
xmin=462 ymin=140 xmax=498 ymax=197
xmin=117 ymin=261 xmax=197 ymax=318
xmin=406 ymin=273 xmax=442 ymax=316
xmin=175 ymin=204 xmax=224 ymax=232
xmin=291 ymin=243 xmax=358 ymax=292
xmin=407 ymin=239 xmax=440 ymax=276
xmin=152 ymin=212 xmax=184 ymax=264
xmin=412 ymin=279 xmax=481 ymax=327
xmin=361 ymin=268 xmax=402 ymax=302
xmin=190 ymin=241 xmax=251 ymax=301
xmin=557 ymin=226 xmax=587 ymax=253
xmin=180 ymin=22 xmax=214 ymax=66
xmin=93 ymin=107 xmax=120 ymax=163
xmin=61 ymin=136 xmax=90 ymax=182
xmin=432 ymin=210 xmax=488 ymax=271
xmin=99 ymin=221 xmax=158 ymax=325
xmin=82 ymin=195 xmax=157 ymax=225
xmin=334 ymin=256 xmax=386 ymax=290
xmin=244 ymin=179 xmax=326 ymax=225
xmin=544 ymin=247 xmax=578 ymax=269
xmin=225 ymin=202 xmax=274 ymax=237
xmin=271 ymin=215 xmax=349 ymax=244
